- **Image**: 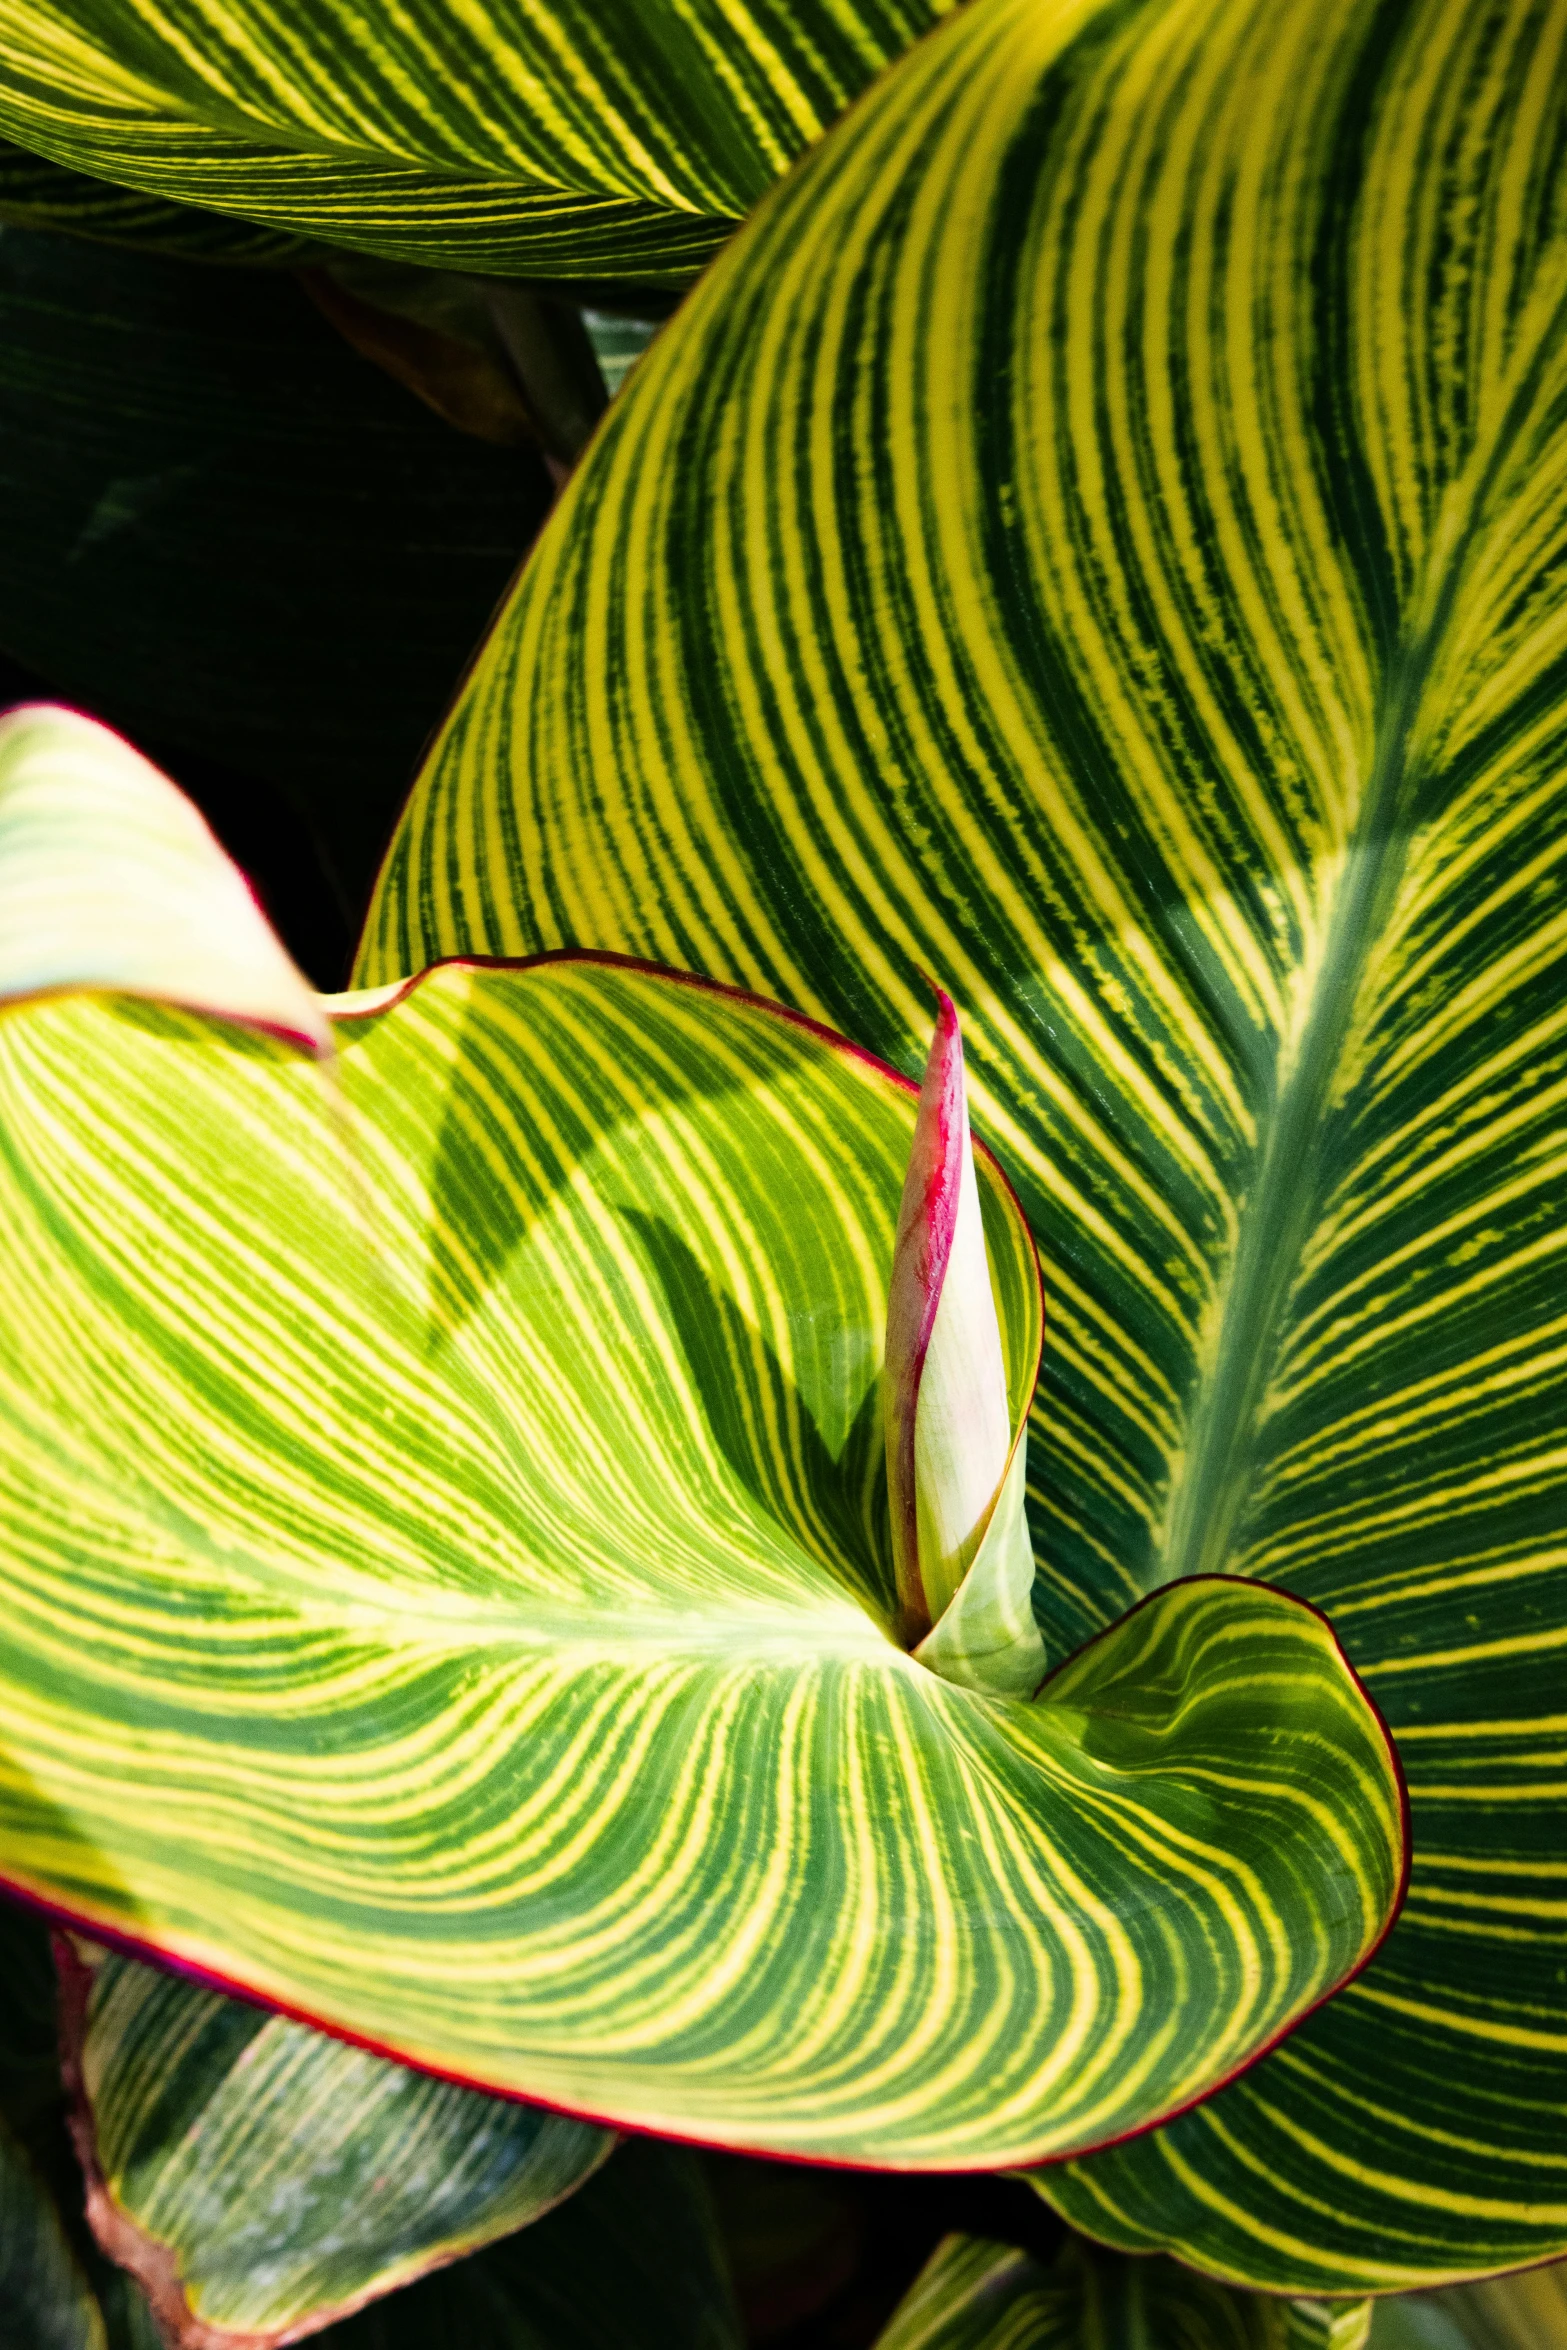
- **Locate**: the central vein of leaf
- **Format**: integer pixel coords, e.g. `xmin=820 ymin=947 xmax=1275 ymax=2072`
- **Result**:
xmin=1156 ymin=288 xmax=1563 ymax=1585
xmin=1156 ymin=721 xmax=1415 ymax=1588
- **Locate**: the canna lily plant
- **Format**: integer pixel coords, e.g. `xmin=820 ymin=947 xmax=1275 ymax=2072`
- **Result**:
xmin=357 ymin=0 xmax=1567 ymax=2308
xmin=0 ymin=703 xmax=1400 ymax=2144
xmin=0 ymin=0 xmax=1560 ymax=2339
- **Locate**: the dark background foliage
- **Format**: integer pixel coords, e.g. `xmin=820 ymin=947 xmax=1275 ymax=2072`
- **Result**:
xmin=0 ymin=225 xmax=556 ymax=986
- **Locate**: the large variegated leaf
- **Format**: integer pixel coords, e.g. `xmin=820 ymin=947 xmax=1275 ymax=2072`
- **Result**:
xmin=0 ymin=711 xmax=1404 ymax=2168
xmin=0 ymin=224 xmax=552 ymax=922
xmin=59 ymin=1945 xmax=610 ymax=2346
xmin=871 ymin=2233 xmax=1371 ymax=2350
xmin=363 ymin=0 xmax=1567 ymax=2287
xmin=0 ymin=0 xmax=949 ymax=281
xmin=0 ymin=962 xmax=1401 ymax=2167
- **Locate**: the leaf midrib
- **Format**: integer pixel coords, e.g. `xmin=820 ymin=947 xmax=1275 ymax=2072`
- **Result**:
xmin=1155 ymin=665 xmax=1423 ymax=1586
xmin=1154 ymin=312 xmax=1566 ymax=1587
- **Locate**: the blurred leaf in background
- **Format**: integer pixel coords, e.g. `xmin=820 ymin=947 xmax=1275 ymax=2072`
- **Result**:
xmin=0 ymin=225 xmax=557 ymax=976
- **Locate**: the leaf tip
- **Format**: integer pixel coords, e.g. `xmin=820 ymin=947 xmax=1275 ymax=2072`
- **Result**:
xmin=0 ymin=703 xmax=330 ymax=1054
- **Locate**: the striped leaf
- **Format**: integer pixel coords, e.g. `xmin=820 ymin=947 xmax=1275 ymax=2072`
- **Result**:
xmin=0 ymin=233 xmax=553 ymax=923
xmin=361 ymin=0 xmax=1567 ymax=2288
xmin=0 ymin=959 xmax=1402 ymax=2167
xmin=870 ymin=2233 xmax=1371 ymax=2350
xmin=58 ymin=1945 xmax=611 ymax=2346
xmin=97 ymin=2137 xmax=743 ymax=2350
xmin=0 ymin=140 xmax=317 ymax=260
xmin=0 ymin=720 xmax=1403 ymax=2166
xmin=0 ymin=0 xmax=949 ymax=281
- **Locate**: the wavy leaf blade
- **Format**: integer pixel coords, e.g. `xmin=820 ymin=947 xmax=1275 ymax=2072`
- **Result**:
xmin=363 ymin=0 xmax=1567 ymax=2281
xmin=0 ymin=935 xmax=1399 ymax=2165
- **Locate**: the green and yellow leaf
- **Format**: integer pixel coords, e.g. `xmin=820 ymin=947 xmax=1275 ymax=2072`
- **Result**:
xmin=0 ymin=139 xmax=316 ymax=259
xmin=363 ymin=0 xmax=1567 ymax=2286
xmin=0 ymin=719 xmax=1402 ymax=2167
xmin=109 ymin=2138 xmax=745 ymax=2350
xmin=58 ymin=1945 xmax=611 ymax=2347
xmin=0 ymin=0 xmax=950 ymax=281
xmin=870 ymin=2232 xmax=1371 ymax=2350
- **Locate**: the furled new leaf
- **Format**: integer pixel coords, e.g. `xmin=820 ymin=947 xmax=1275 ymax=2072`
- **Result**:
xmin=0 ymin=718 xmax=1403 ymax=2167
xmin=364 ymin=0 xmax=1567 ymax=2286
xmin=871 ymin=2234 xmax=1371 ymax=2350
xmin=0 ymin=0 xmax=950 ymax=280
xmin=59 ymin=1945 xmax=611 ymax=2347
xmin=885 ymin=989 xmax=1042 ymax=1693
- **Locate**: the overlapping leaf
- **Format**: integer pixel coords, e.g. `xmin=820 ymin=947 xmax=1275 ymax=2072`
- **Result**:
xmin=364 ymin=0 xmax=1567 ymax=2285
xmin=871 ymin=2233 xmax=1370 ymax=2350
xmin=0 ymin=709 xmax=1402 ymax=2168
xmin=0 ymin=140 xmax=315 ymax=260
xmin=0 ymin=0 xmax=949 ymax=280
xmin=92 ymin=2133 xmax=741 ymax=2350
xmin=1371 ymin=2259 xmax=1567 ymax=2350
xmin=61 ymin=1947 xmax=611 ymax=2345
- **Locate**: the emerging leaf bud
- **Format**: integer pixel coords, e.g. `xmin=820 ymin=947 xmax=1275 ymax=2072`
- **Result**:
xmin=884 ymin=993 xmax=1042 ymax=1698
